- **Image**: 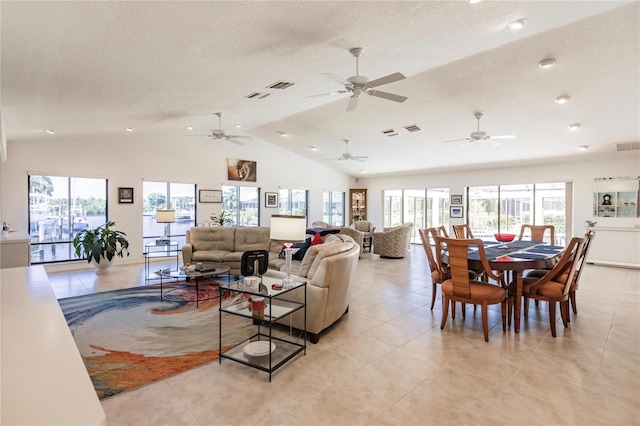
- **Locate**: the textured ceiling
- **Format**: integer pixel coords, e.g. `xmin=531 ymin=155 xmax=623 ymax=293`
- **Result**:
xmin=2 ymin=1 xmax=639 ymax=177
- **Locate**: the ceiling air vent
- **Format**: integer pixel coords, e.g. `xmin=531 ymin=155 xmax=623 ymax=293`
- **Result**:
xmin=615 ymin=141 xmax=640 ymax=151
xmin=382 ymin=128 xmax=398 ymax=137
xmin=266 ymin=81 xmax=295 ymax=90
xmin=403 ymin=124 xmax=422 ymax=133
xmin=245 ymin=92 xmax=271 ymax=99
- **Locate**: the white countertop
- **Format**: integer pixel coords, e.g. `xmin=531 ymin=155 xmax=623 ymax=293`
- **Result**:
xmin=1 ymin=266 xmax=106 ymax=425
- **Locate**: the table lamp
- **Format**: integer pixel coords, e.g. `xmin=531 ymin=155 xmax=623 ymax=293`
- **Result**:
xmin=270 ymin=214 xmax=307 ymax=289
xmin=155 ymin=209 xmax=175 ymax=245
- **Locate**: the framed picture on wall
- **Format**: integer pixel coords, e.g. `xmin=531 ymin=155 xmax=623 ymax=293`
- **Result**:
xmin=265 ymin=192 xmax=278 ymax=208
xmin=118 ymin=187 xmax=134 ymax=204
xmin=450 ymin=206 xmax=463 ymax=218
xmin=450 ymin=194 xmax=463 ymax=205
xmin=199 ymin=189 xmax=222 ymax=203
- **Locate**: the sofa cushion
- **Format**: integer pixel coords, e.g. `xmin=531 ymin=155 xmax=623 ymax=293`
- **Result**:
xmin=234 ymin=227 xmax=271 ymax=252
xmin=191 ymin=250 xmax=230 ymax=263
xmin=190 ymin=227 xmax=235 ymax=252
xmin=306 ymin=238 xmax=354 ymax=281
xmin=293 ymin=238 xmax=312 ymax=261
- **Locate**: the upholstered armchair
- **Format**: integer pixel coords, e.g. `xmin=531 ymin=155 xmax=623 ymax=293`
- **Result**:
xmin=338 ymin=226 xmax=365 ymax=256
xmin=350 ymin=220 xmax=376 ymax=234
xmin=311 ymin=221 xmax=334 ymax=228
xmin=373 ymin=223 xmax=413 ymax=258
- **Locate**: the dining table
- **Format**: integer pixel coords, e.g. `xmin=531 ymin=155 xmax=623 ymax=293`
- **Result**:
xmin=445 ymin=239 xmax=566 ymax=334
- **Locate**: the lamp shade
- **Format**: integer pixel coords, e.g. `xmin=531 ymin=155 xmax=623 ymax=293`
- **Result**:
xmin=156 ymin=209 xmax=176 ymax=223
xmin=270 ymin=215 xmax=307 ymax=242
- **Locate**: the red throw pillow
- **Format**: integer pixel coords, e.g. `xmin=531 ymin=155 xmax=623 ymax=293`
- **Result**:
xmin=311 ymin=232 xmax=323 ymax=246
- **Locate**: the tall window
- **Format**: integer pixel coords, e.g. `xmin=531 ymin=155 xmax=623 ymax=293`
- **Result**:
xmin=322 ymin=191 xmax=345 ymax=226
xmin=221 ymin=185 xmax=260 ymax=226
xmin=384 ymin=188 xmax=450 ymax=243
xmin=143 ymin=181 xmax=196 ymax=246
xmin=279 ymin=188 xmax=308 ymax=217
xmin=467 ymin=182 xmax=566 ymax=244
xmin=28 ymin=174 xmax=107 ymax=264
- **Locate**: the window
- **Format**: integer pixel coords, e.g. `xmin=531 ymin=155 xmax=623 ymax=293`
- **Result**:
xmin=278 ymin=188 xmax=308 ymax=217
xmin=143 ymin=181 xmax=196 ymax=247
xmin=322 ymin=191 xmax=345 ymax=226
xmin=467 ymin=182 xmax=566 ymax=243
xmin=221 ymin=185 xmax=260 ymax=226
xmin=384 ymin=188 xmax=450 ymax=243
xmin=28 ymin=174 xmax=107 ymax=264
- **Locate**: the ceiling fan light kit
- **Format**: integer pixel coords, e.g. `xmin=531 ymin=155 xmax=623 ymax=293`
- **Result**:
xmin=308 ymin=47 xmax=407 ymax=111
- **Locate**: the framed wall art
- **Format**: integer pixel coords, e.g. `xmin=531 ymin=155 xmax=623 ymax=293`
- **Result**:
xmin=227 ymin=158 xmax=257 ymax=182
xmin=199 ymin=189 xmax=222 ymax=203
xmin=265 ymin=192 xmax=278 ymax=208
xmin=450 ymin=206 xmax=463 ymax=218
xmin=450 ymin=194 xmax=463 ymax=205
xmin=118 ymin=187 xmax=134 ymax=204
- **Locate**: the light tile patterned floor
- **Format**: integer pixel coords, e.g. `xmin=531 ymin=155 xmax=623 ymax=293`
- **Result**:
xmin=47 ymin=245 xmax=640 ymax=425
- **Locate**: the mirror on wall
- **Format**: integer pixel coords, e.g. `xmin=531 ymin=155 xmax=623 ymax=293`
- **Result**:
xmin=594 ymin=177 xmax=640 ymax=218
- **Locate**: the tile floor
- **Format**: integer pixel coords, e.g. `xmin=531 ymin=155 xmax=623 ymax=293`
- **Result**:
xmin=47 ymin=245 xmax=640 ymax=425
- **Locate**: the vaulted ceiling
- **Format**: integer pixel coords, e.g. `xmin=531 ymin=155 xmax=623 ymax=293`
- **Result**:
xmin=2 ymin=1 xmax=638 ymax=177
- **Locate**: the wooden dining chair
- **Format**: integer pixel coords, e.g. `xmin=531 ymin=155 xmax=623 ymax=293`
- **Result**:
xmin=519 ymin=236 xmax=585 ymax=337
xmin=435 ymin=226 xmax=449 ymax=238
xmin=436 ymin=237 xmax=507 ymax=342
xmin=453 ymin=224 xmax=474 ymax=239
xmin=518 ymin=224 xmax=556 ymax=244
xmin=419 ymin=228 xmax=448 ymax=311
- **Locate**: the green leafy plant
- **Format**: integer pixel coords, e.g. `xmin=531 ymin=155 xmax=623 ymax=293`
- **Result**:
xmin=210 ymin=210 xmax=235 ymax=227
xmin=72 ymin=221 xmax=130 ymax=264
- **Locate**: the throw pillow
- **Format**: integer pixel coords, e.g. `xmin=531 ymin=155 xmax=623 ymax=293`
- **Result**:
xmin=292 ymin=238 xmax=312 ymax=261
xmin=310 ymin=232 xmax=323 ymax=246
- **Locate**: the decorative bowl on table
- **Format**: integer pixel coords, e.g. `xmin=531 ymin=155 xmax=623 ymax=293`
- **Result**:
xmin=243 ymin=341 xmax=276 ymax=358
xmin=494 ymin=233 xmax=516 ymax=242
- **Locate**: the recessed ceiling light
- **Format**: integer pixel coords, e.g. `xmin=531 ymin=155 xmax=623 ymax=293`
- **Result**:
xmin=44 ymin=129 xmax=55 ymax=135
xmin=124 ymin=127 xmax=134 ymax=132
xmin=185 ymin=125 xmax=194 ymax=130
xmin=507 ymin=19 xmax=526 ymax=30
xmin=234 ymin=124 xmax=242 ymax=128
xmin=277 ymin=131 xmax=287 ymax=137
xmin=360 ymin=170 xmax=367 ymax=173
xmin=468 ymin=0 xmax=482 ymax=3
xmin=308 ymin=146 xmax=317 ymax=151
xmin=538 ymin=58 xmax=556 ymax=68
xmin=554 ymin=95 xmax=570 ymax=104
xmin=568 ymin=123 xmax=581 ymax=131
xmin=578 ymin=145 xmax=589 ymax=151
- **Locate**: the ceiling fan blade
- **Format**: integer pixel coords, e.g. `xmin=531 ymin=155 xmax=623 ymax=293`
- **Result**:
xmin=489 ymin=135 xmax=517 ymax=140
xmin=367 ymin=90 xmax=407 ymax=103
xmin=226 ymin=135 xmax=252 ymax=139
xmin=322 ymin=73 xmax=351 ymax=86
xmin=227 ymin=138 xmax=245 ymax=146
xmin=346 ymin=95 xmax=359 ymax=112
xmin=304 ymin=90 xmax=348 ymax=99
xmin=459 ymin=141 xmax=472 ymax=149
xmin=323 ymin=157 xmax=341 ymax=161
xmin=443 ymin=138 xmax=472 ymax=143
xmin=367 ymin=72 xmax=406 ymax=88
xmin=351 ymin=156 xmax=368 ymax=162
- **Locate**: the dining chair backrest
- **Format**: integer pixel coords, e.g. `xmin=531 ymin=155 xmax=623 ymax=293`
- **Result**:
xmin=529 ymin=237 xmax=585 ymax=297
xmin=419 ymin=228 xmax=440 ymax=276
xmin=453 ymin=224 xmax=474 ymax=239
xmin=518 ymin=224 xmax=556 ymax=244
xmin=573 ymin=229 xmax=595 ymax=286
xmin=435 ymin=226 xmax=449 ymax=238
xmin=435 ymin=237 xmax=501 ymax=298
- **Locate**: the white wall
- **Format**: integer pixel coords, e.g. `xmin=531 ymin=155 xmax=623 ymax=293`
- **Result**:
xmin=0 ymin=131 xmax=355 ymax=263
xmin=358 ymin=153 xmax=640 ymax=239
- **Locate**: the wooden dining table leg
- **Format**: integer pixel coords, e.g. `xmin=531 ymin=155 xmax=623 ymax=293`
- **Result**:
xmin=514 ymin=270 xmax=522 ymax=333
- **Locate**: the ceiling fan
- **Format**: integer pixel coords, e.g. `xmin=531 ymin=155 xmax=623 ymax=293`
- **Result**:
xmin=325 ymin=139 xmax=369 ymax=162
xmin=186 ymin=112 xmax=251 ymax=145
xmin=307 ymin=47 xmax=407 ymax=111
xmin=444 ymin=112 xmax=516 ymax=147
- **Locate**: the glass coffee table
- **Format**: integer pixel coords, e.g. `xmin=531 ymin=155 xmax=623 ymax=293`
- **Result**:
xmin=157 ymin=263 xmax=230 ymax=307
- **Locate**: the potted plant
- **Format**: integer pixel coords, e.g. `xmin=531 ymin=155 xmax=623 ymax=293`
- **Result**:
xmin=72 ymin=221 xmax=129 ymax=269
xmin=210 ymin=210 xmax=235 ymax=227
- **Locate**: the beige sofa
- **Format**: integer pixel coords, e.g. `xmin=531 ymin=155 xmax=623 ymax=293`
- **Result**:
xmin=182 ymin=227 xmax=360 ymax=342
xmin=266 ymin=233 xmax=360 ymax=343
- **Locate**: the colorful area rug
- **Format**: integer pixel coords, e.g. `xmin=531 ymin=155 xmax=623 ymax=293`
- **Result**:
xmin=58 ymin=280 xmax=252 ymax=400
